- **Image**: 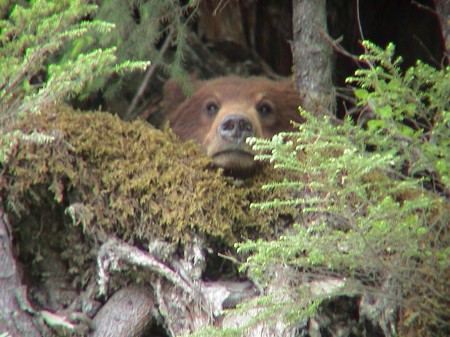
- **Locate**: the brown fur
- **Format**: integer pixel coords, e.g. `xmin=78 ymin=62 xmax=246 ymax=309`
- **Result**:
xmin=164 ymin=76 xmax=304 ymax=174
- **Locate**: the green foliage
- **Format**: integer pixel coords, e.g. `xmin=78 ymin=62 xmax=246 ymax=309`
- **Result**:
xmin=188 ymin=289 xmax=321 ymax=337
xmin=0 ymin=0 xmax=149 ymax=164
xmin=245 ymin=109 xmax=447 ymax=273
xmin=79 ymin=0 xmax=197 ymax=98
xmin=0 ymin=0 xmax=149 ymax=115
xmin=225 ymin=42 xmax=449 ymax=336
xmin=347 ymin=41 xmax=450 ymax=190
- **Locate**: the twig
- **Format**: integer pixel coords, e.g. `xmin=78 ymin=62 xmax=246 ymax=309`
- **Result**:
xmin=320 ymin=30 xmax=361 ymax=65
xmin=411 ymin=1 xmax=436 ymax=15
xmin=356 ymin=0 xmax=365 ymax=42
xmin=213 ymin=0 xmax=231 ymax=15
xmin=125 ymin=29 xmax=174 ymax=120
xmin=413 ymin=35 xmax=441 ymax=67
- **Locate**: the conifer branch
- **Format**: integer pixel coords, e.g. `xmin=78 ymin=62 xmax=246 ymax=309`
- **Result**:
xmin=125 ymin=29 xmax=175 ymax=120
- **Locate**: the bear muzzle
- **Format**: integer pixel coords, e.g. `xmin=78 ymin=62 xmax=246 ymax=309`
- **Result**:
xmin=206 ymin=114 xmax=258 ymax=174
xmin=213 ymin=114 xmax=256 ymax=157
xmin=218 ymin=114 xmax=254 ymax=143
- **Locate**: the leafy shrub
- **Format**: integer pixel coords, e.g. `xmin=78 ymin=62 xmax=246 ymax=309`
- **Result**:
xmin=0 ymin=0 xmax=151 ymax=164
xmin=221 ymin=42 xmax=448 ymax=336
xmin=0 ymin=0 xmax=150 ymax=116
xmin=347 ymin=41 xmax=449 ymax=192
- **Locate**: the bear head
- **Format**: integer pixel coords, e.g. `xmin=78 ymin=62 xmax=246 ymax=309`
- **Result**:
xmin=164 ymin=76 xmax=304 ymax=176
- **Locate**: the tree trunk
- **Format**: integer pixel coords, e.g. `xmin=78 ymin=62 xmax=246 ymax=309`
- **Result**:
xmin=291 ymin=0 xmax=335 ymax=114
xmin=434 ymin=0 xmax=450 ymax=64
xmin=0 ymin=203 xmax=41 ymax=337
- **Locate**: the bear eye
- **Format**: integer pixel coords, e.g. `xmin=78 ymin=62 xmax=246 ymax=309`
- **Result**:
xmin=205 ymin=101 xmax=220 ymax=117
xmin=256 ymin=101 xmax=274 ymax=117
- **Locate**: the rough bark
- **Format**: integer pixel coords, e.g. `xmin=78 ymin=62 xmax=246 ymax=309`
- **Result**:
xmin=0 ymin=203 xmax=40 ymax=337
xmin=291 ymin=0 xmax=335 ymax=114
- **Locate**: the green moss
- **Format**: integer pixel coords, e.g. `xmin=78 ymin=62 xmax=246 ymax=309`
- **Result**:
xmin=2 ymin=104 xmax=295 ymax=247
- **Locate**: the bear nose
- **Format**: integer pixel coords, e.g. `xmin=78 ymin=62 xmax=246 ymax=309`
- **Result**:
xmin=218 ymin=114 xmax=254 ymax=142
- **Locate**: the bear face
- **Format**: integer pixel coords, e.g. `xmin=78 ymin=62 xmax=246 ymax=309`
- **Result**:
xmin=164 ymin=76 xmax=304 ymax=175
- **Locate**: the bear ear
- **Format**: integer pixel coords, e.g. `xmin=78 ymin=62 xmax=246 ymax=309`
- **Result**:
xmin=163 ymin=79 xmax=188 ymax=115
xmin=163 ymin=77 xmax=200 ymax=116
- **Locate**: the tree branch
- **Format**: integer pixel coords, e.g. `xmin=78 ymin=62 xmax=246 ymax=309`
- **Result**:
xmin=125 ymin=29 xmax=174 ymax=120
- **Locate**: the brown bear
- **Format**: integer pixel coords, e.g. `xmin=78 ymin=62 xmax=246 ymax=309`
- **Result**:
xmin=164 ymin=76 xmax=304 ymax=175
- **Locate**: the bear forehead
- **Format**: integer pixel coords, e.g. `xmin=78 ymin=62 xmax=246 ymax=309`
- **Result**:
xmin=194 ymin=77 xmax=288 ymax=102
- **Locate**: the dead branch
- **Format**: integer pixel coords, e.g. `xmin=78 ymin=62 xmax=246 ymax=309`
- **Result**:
xmin=97 ymin=238 xmax=195 ymax=298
